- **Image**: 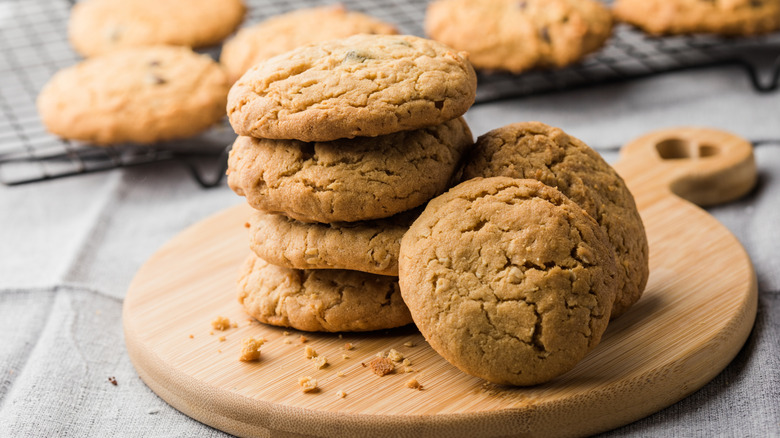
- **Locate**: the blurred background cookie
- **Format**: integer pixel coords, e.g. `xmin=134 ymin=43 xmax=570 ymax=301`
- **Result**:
xmin=613 ymin=0 xmax=780 ymax=36
xmin=36 ymin=46 xmax=229 ymax=145
xmin=425 ymin=0 xmax=612 ymax=73
xmin=68 ymin=0 xmax=245 ymax=57
xmin=221 ymin=5 xmax=398 ymax=82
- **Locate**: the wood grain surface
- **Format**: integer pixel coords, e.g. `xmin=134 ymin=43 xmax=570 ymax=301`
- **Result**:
xmin=124 ymin=127 xmax=758 ymax=438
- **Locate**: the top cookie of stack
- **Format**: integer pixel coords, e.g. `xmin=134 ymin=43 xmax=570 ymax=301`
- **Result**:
xmin=226 ymin=34 xmax=477 ymax=224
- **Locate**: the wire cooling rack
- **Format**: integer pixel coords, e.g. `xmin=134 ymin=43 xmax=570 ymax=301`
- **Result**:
xmin=2 ymin=0 xmax=780 ymax=187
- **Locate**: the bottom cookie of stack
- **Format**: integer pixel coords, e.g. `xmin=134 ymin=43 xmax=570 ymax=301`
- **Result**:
xmin=237 ymin=253 xmax=412 ymax=333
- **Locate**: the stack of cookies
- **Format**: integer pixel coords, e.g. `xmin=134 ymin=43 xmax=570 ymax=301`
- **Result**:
xmin=225 ymin=34 xmax=477 ymax=332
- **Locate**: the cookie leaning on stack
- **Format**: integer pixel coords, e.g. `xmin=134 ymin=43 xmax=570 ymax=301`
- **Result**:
xmin=226 ymin=34 xmax=477 ymax=332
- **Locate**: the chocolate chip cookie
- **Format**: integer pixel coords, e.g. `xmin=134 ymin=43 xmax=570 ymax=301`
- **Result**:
xmin=613 ymin=0 xmax=780 ymax=36
xmin=69 ymin=0 xmax=245 ymax=57
xmin=399 ymin=177 xmax=618 ymax=385
xmin=227 ymin=117 xmax=472 ymax=223
xmin=238 ymin=253 xmax=413 ymax=332
xmin=221 ymin=5 xmax=398 ymax=82
xmin=37 ymin=46 xmax=229 ymax=145
xmin=425 ymin=0 xmax=613 ymax=73
xmin=460 ymin=122 xmax=648 ymax=319
xmin=227 ymin=34 xmax=477 ymax=142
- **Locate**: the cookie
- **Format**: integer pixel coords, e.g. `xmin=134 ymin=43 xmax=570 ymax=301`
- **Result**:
xmin=425 ymin=0 xmax=612 ymax=73
xmin=221 ymin=5 xmax=398 ymax=83
xmin=227 ymin=117 xmax=473 ymax=223
xmin=37 ymin=46 xmax=229 ymax=145
xmin=227 ymin=34 xmax=477 ymax=142
xmin=613 ymin=0 xmax=780 ymax=36
xmin=68 ymin=0 xmax=245 ymax=57
xmin=399 ymin=177 xmax=618 ymax=386
xmin=238 ymin=253 xmax=413 ymax=332
xmin=460 ymin=122 xmax=648 ymax=319
xmin=248 ymin=209 xmax=417 ymax=276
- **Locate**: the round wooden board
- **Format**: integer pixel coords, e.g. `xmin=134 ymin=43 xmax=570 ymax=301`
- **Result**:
xmin=124 ymin=127 xmax=757 ymax=437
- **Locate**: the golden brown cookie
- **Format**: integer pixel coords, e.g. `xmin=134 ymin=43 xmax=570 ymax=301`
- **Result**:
xmin=248 ymin=209 xmax=418 ymax=276
xmin=37 ymin=46 xmax=229 ymax=145
xmin=227 ymin=34 xmax=477 ymax=142
xmin=227 ymin=117 xmax=472 ymax=223
xmin=425 ymin=0 xmax=612 ymax=73
xmin=613 ymin=0 xmax=780 ymax=36
xmin=399 ymin=177 xmax=618 ymax=386
xmin=460 ymin=122 xmax=648 ymax=319
xmin=68 ymin=0 xmax=245 ymax=57
xmin=221 ymin=5 xmax=398 ymax=82
xmin=238 ymin=253 xmax=413 ymax=332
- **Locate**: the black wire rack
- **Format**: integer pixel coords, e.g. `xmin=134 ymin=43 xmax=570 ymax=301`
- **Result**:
xmin=2 ymin=0 xmax=780 ymax=187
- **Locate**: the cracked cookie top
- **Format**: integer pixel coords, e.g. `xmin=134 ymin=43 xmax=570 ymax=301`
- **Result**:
xmin=68 ymin=0 xmax=245 ymax=57
xmin=238 ymin=253 xmax=412 ymax=332
xmin=226 ymin=34 xmax=477 ymax=142
xmin=460 ymin=122 xmax=648 ymax=318
xmin=220 ymin=5 xmax=398 ymax=83
xmin=399 ymin=177 xmax=618 ymax=386
xmin=613 ymin=0 xmax=780 ymax=36
xmin=425 ymin=0 xmax=612 ymax=73
xmin=227 ymin=117 xmax=472 ymax=223
xmin=248 ymin=208 xmax=417 ymax=277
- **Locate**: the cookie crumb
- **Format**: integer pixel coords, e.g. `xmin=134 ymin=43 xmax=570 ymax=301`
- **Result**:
xmin=218 ymin=349 xmax=222 ymax=353
xmin=299 ymin=335 xmax=308 ymax=344
xmin=406 ymin=377 xmax=423 ymax=390
xmin=336 ymin=390 xmax=347 ymax=398
xmin=231 ymin=322 xmax=238 ymax=329
xmin=108 ymin=376 xmax=117 ymax=386
xmin=244 ymin=222 xmax=251 ymax=228
xmin=344 ymin=342 xmax=354 ymax=350
xmin=298 ymin=376 xmax=318 ymax=393
xmin=283 ymin=331 xmax=290 ymax=336
xmin=210 ymin=331 xmax=214 ymax=335
xmin=312 ymin=356 xmax=328 ymax=369
xmin=283 ymin=339 xmax=292 ymax=344
xmin=239 ymin=337 xmax=265 ymax=362
xmin=342 ymin=354 xmax=349 ymax=360
xmin=403 ymin=341 xmax=415 ymax=348
xmin=211 ymin=316 xmax=232 ymax=331
xmin=189 ymin=334 xmax=194 ymax=339
xmin=338 ymin=334 xmax=343 ymax=339
xmin=304 ymin=346 xmax=318 ymax=359
xmin=364 ymin=357 xmax=394 ymax=376
xmin=387 ymin=349 xmax=404 ymax=362
xmin=337 ymin=371 xmax=346 ymax=377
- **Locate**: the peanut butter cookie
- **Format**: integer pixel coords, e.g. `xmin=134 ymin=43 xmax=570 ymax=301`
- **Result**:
xmin=425 ymin=0 xmax=612 ymax=73
xmin=227 ymin=117 xmax=472 ymax=223
xmin=238 ymin=254 xmax=412 ymax=332
xmin=399 ymin=177 xmax=618 ymax=386
xmin=227 ymin=34 xmax=477 ymax=142
xmin=248 ymin=209 xmax=417 ymax=276
xmin=460 ymin=122 xmax=648 ymax=319
xmin=221 ymin=5 xmax=398 ymax=82
xmin=69 ymin=0 xmax=245 ymax=57
xmin=37 ymin=46 xmax=229 ymax=145
xmin=613 ymin=0 xmax=780 ymax=36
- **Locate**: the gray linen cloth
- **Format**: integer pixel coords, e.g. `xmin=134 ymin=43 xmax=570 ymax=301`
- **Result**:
xmin=1 ymin=67 xmax=778 ymax=436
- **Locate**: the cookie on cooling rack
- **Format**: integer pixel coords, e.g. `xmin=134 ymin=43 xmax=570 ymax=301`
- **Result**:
xmin=248 ymin=208 xmax=418 ymax=277
xmin=399 ymin=177 xmax=618 ymax=385
xmin=68 ymin=0 xmax=245 ymax=57
xmin=460 ymin=122 xmax=648 ymax=319
xmin=425 ymin=0 xmax=613 ymax=73
xmin=37 ymin=46 xmax=229 ymax=145
xmin=221 ymin=5 xmax=398 ymax=82
xmin=227 ymin=117 xmax=472 ymax=223
xmin=613 ymin=0 xmax=780 ymax=36
xmin=227 ymin=34 xmax=477 ymax=142
xmin=238 ymin=253 xmax=413 ymax=332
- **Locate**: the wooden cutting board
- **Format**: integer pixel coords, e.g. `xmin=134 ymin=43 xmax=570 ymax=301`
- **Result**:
xmin=124 ymin=127 xmax=758 ymax=438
